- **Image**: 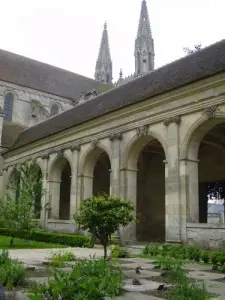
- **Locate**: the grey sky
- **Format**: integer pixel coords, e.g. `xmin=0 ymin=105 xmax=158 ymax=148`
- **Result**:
xmin=1 ymin=0 xmax=224 ymax=81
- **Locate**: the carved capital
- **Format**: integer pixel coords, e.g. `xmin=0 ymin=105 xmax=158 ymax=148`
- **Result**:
xmin=70 ymin=144 xmax=81 ymax=152
xmin=109 ymin=132 xmax=123 ymax=141
xmin=164 ymin=115 xmax=181 ymax=126
xmin=136 ymin=124 xmax=149 ymax=137
xmin=57 ymin=149 xmax=64 ymax=158
xmin=91 ymin=139 xmax=99 ymax=148
xmin=42 ymin=154 xmax=50 ymax=160
xmin=204 ymin=105 xmax=218 ymax=119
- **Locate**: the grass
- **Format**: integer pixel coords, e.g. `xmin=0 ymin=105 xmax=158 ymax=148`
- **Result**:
xmin=0 ymin=235 xmax=66 ymax=249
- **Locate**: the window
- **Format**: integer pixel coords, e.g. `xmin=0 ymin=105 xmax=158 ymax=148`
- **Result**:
xmin=50 ymin=104 xmax=59 ymax=116
xmin=4 ymin=92 xmax=14 ymax=121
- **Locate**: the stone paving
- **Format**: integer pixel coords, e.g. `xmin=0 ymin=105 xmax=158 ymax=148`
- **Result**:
xmin=6 ymin=247 xmax=225 ymax=299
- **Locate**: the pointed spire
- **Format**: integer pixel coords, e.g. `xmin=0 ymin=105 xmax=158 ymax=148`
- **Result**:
xmin=134 ymin=0 xmax=154 ymax=75
xmin=94 ymin=22 xmax=112 ymax=84
xmin=119 ymin=69 xmax=123 ymax=79
xmin=137 ymin=0 xmax=152 ymax=38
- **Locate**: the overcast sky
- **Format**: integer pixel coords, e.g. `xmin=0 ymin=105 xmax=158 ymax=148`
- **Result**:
xmin=1 ymin=0 xmax=224 ymax=82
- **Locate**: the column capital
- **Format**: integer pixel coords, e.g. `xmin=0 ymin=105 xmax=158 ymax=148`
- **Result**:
xmin=41 ymin=154 xmax=50 ymax=160
xmin=109 ymin=132 xmax=123 ymax=141
xmin=136 ymin=124 xmax=149 ymax=137
xmin=204 ymin=105 xmax=219 ymax=119
xmin=70 ymin=144 xmax=81 ymax=152
xmin=163 ymin=115 xmax=181 ymax=126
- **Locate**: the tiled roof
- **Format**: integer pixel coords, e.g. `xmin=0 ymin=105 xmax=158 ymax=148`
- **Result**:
xmin=9 ymin=39 xmax=225 ymax=151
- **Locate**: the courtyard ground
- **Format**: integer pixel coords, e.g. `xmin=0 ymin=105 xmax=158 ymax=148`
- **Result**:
xmin=6 ymin=245 xmax=225 ymax=299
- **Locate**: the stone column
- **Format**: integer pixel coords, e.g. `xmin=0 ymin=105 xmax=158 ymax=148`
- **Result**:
xmin=120 ymin=167 xmax=138 ymax=244
xmin=164 ymin=115 xmax=184 ymax=242
xmin=79 ymin=175 xmax=93 ymax=201
xmin=40 ymin=154 xmax=49 ymax=227
xmin=109 ymin=132 xmax=122 ymax=196
xmin=69 ymin=145 xmax=80 ymax=220
xmin=180 ymin=158 xmax=199 ymax=223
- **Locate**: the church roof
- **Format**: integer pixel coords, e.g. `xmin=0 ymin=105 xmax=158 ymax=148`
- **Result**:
xmin=1 ymin=122 xmax=26 ymax=149
xmin=0 ymin=49 xmax=111 ymax=100
xmin=8 ymin=39 xmax=225 ymax=151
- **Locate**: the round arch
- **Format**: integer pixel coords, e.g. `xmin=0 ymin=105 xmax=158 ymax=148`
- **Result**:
xmin=182 ymin=113 xmax=225 ymax=224
xmin=49 ymin=156 xmax=72 ymax=220
xmin=182 ymin=113 xmax=225 ymax=160
xmin=123 ymin=133 xmax=166 ymax=242
xmin=79 ymin=145 xmax=111 ymax=200
xmin=122 ymin=132 xmax=167 ymax=170
xmin=79 ymin=144 xmax=111 ymax=176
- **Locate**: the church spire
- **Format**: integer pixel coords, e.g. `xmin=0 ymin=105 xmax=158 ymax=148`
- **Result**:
xmin=95 ymin=22 xmax=113 ymax=84
xmin=134 ymin=0 xmax=154 ymax=75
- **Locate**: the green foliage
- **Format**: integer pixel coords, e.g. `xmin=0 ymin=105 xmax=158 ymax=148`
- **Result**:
xmin=49 ymin=250 xmax=76 ymax=267
xmin=74 ymin=194 xmax=135 ymax=258
xmin=201 ymin=251 xmax=210 ymax=264
xmin=0 ymin=160 xmax=43 ymax=246
xmin=110 ymin=244 xmax=129 ymax=258
xmin=169 ymin=277 xmax=210 ymax=300
xmin=0 ymin=250 xmax=27 ymax=289
xmin=0 ymin=228 xmax=91 ymax=248
xmin=158 ymin=256 xmax=185 ymax=271
xmin=30 ymin=258 xmax=123 ymax=299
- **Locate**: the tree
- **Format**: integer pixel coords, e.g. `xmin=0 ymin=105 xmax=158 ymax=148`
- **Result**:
xmin=74 ymin=194 xmax=135 ymax=258
xmin=183 ymin=43 xmax=202 ymax=55
xmin=0 ymin=160 xmax=43 ymax=246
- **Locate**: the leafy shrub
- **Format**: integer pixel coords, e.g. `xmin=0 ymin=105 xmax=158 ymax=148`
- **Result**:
xmin=0 ymin=250 xmax=27 ymax=288
xmin=218 ymin=252 xmax=225 ymax=266
xmin=0 ymin=250 xmax=10 ymax=266
xmin=0 ymin=228 xmax=91 ymax=248
xmin=29 ymin=258 xmax=123 ymax=299
xmin=169 ymin=277 xmax=210 ymax=300
xmin=110 ymin=245 xmax=129 ymax=258
xmin=49 ymin=250 xmax=76 ymax=267
xmin=158 ymin=256 xmax=185 ymax=271
xmin=211 ymin=252 xmax=220 ymax=269
xmin=201 ymin=251 xmax=210 ymax=264
xmin=143 ymin=244 xmax=161 ymax=256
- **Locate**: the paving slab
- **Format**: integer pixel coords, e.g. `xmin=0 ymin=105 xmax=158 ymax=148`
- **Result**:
xmin=121 ymin=262 xmax=155 ymax=270
xmin=119 ymin=258 xmax=156 ymax=264
xmin=185 ymin=263 xmax=213 ymax=271
xmin=115 ymin=292 xmax=163 ymax=299
xmin=203 ymin=280 xmax=225 ymax=297
xmin=29 ymin=276 xmax=53 ymax=284
xmin=123 ymin=278 xmax=168 ymax=292
xmin=187 ymin=271 xmax=225 ymax=281
xmin=123 ymin=269 xmax=161 ymax=279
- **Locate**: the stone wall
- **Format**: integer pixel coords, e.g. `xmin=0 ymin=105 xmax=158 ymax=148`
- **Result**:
xmin=187 ymin=223 xmax=225 ymax=249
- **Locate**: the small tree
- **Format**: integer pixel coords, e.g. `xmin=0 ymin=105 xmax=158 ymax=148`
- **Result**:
xmin=74 ymin=194 xmax=135 ymax=258
xmin=0 ymin=160 xmax=43 ymax=246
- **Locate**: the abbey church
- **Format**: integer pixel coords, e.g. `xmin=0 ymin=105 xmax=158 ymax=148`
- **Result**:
xmin=1 ymin=0 xmax=225 ymax=248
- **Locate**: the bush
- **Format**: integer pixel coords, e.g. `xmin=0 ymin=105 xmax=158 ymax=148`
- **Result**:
xmin=110 ymin=245 xmax=129 ymax=258
xmin=0 ymin=250 xmax=27 ymax=289
xmin=49 ymin=250 xmax=76 ymax=267
xmin=29 ymin=258 xmax=123 ymax=299
xmin=0 ymin=228 xmax=91 ymax=248
xmin=201 ymin=251 xmax=210 ymax=264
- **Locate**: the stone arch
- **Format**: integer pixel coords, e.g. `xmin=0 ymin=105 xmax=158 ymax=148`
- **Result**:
xmin=123 ymin=133 xmax=166 ymax=242
xmin=49 ymin=156 xmax=72 ymax=220
xmin=122 ymin=130 xmax=167 ymax=169
xmin=183 ymin=112 xmax=225 ymax=224
xmin=182 ymin=112 xmax=225 ymax=160
xmin=79 ymin=145 xmax=111 ymax=200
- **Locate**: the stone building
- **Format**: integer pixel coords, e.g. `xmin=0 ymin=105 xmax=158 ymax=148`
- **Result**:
xmin=1 ymin=38 xmax=225 ymax=249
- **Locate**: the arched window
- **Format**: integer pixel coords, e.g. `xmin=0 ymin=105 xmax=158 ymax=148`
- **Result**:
xmin=4 ymin=92 xmax=14 ymax=121
xmin=50 ymin=104 xmax=59 ymax=116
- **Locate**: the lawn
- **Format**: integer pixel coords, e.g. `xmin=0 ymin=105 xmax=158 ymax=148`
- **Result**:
xmin=0 ymin=235 xmax=66 ymax=249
